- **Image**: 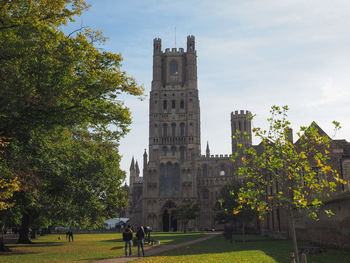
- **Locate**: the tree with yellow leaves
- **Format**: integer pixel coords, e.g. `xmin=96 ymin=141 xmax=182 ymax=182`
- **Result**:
xmin=233 ymin=105 xmax=346 ymax=263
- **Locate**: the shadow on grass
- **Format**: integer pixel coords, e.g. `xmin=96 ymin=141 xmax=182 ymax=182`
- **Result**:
xmin=110 ymin=246 xmax=123 ymax=250
xmin=148 ymin=235 xmax=350 ymax=263
xmin=9 ymin=241 xmax=64 ymax=248
xmin=150 ymin=232 xmax=207 ymax=245
xmin=99 ymin=238 xmax=123 ymax=243
xmin=100 ymin=232 xmax=207 ymax=246
xmin=0 ymin=250 xmax=39 ymax=256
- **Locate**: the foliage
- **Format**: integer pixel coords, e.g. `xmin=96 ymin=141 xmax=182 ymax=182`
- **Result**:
xmin=216 ymin=183 xmax=256 ymax=225
xmin=0 ymin=137 xmax=20 ymax=211
xmin=232 ymin=105 xmax=346 ymax=263
xmin=171 ymin=201 xmax=200 ymax=233
xmin=0 ymin=0 xmax=143 ymax=243
xmin=11 ymin=127 xmax=128 ymax=230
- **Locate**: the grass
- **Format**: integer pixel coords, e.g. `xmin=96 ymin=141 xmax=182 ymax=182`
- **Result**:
xmin=0 ymin=232 xmax=207 ymax=263
xmin=2 ymin=232 xmax=350 ymax=263
xmin=136 ymin=234 xmax=350 ymax=263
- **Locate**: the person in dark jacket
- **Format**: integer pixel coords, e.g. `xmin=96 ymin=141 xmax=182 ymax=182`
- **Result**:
xmin=136 ymin=226 xmax=145 ymax=257
xmin=66 ymin=231 xmax=74 ymax=242
xmin=122 ymin=225 xmax=133 ymax=256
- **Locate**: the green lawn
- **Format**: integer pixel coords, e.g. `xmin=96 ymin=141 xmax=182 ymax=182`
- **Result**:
xmin=0 ymin=232 xmax=207 ymax=263
xmin=136 ymin=235 xmax=350 ymax=263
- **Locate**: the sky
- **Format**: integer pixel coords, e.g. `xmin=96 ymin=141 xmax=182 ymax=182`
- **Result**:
xmin=65 ymin=0 xmax=350 ymax=184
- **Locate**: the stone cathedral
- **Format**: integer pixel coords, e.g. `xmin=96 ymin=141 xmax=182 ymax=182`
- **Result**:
xmin=127 ymin=36 xmax=350 ymax=242
xmin=127 ymin=35 xmax=252 ymax=231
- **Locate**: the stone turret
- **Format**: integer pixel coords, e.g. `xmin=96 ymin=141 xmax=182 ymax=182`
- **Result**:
xmin=231 ymin=110 xmax=252 ymax=154
xmin=135 ymin=161 xmax=140 ymax=178
xmin=206 ymin=141 xmax=210 ymax=157
xmin=143 ymin=149 xmax=148 ymax=169
xmin=152 ymin=38 xmax=162 ymax=89
xmin=185 ymin=35 xmax=197 ymax=86
xmin=129 ymin=156 xmax=136 ymax=188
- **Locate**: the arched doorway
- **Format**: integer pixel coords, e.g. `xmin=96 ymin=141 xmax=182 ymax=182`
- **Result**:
xmin=171 ymin=216 xmax=177 ymax=232
xmin=162 ymin=209 xmax=170 ymax=232
xmin=162 ymin=200 xmax=178 ymax=232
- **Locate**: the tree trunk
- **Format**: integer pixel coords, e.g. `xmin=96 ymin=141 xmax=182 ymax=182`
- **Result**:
xmin=184 ymin=221 xmax=188 ymax=233
xmin=242 ymin=217 xmax=245 ymax=243
xmin=31 ymin=229 xmax=37 ymax=239
xmin=18 ymin=212 xmax=32 ymax=244
xmin=0 ymin=224 xmax=11 ymax=252
xmin=289 ymin=210 xmax=299 ymax=263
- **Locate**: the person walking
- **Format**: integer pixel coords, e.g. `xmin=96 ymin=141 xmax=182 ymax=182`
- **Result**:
xmin=123 ymin=225 xmax=133 ymax=256
xmin=136 ymin=226 xmax=145 ymax=257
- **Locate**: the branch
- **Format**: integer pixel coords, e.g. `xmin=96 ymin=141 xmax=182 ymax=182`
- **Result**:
xmin=67 ymin=26 xmax=89 ymax=38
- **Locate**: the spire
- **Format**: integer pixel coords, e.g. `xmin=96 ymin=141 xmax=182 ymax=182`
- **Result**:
xmin=130 ymin=156 xmax=135 ymax=171
xmin=206 ymin=141 xmax=210 ymax=157
xmin=143 ymin=149 xmax=148 ymax=168
xmin=135 ymin=161 xmax=140 ymax=177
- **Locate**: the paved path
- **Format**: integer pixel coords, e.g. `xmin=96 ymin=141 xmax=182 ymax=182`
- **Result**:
xmin=96 ymin=231 xmax=222 ymax=263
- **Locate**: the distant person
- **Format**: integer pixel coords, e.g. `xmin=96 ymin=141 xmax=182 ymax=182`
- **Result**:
xmin=66 ymin=231 xmax=74 ymax=242
xmin=136 ymin=226 xmax=145 ymax=257
xmin=123 ymin=225 xmax=133 ymax=256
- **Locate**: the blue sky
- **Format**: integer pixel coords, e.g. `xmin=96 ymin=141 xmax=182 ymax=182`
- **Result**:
xmin=66 ymin=0 xmax=350 ymax=184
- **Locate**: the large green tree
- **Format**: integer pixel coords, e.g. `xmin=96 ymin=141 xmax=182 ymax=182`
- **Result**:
xmin=233 ymin=105 xmax=346 ymax=263
xmin=0 ymin=137 xmax=20 ymax=251
xmin=171 ymin=201 xmax=200 ymax=233
xmin=0 ymin=0 xmax=143 ymax=243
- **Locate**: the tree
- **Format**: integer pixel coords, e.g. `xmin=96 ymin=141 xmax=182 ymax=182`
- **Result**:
xmin=171 ymin=201 xmax=200 ymax=233
xmin=0 ymin=0 xmax=143 ymax=243
xmin=233 ymin=105 xmax=346 ymax=263
xmin=0 ymin=137 xmax=20 ymax=251
xmin=216 ymin=184 xmax=256 ymax=242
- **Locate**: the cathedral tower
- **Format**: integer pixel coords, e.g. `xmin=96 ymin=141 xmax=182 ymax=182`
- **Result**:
xmin=143 ymin=36 xmax=201 ymax=231
xmin=231 ymin=110 xmax=252 ymax=153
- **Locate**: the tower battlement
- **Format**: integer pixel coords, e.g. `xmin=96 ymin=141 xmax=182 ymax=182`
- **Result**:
xmin=231 ymin=110 xmax=252 ymax=154
xmin=164 ymin=48 xmax=185 ymax=54
xmin=187 ymin=35 xmax=195 ymax=40
xmin=231 ymin=110 xmax=251 ymax=117
xmin=200 ymin=154 xmax=232 ymax=159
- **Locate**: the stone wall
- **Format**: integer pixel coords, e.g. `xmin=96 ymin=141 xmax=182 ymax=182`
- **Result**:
xmin=295 ymin=191 xmax=350 ymax=248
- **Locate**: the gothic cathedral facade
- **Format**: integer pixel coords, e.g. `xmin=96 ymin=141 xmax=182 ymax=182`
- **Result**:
xmin=128 ymin=36 xmax=253 ymax=231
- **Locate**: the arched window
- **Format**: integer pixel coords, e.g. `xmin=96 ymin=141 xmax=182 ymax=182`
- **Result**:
xmin=180 ymin=100 xmax=185 ymax=109
xmin=160 ymin=164 xmax=165 ymax=195
xmin=220 ymin=164 xmax=226 ymax=176
xmin=171 ymin=146 xmax=176 ymax=156
xmin=202 ymin=164 xmax=208 ymax=177
xmin=162 ymin=146 xmax=168 ymax=156
xmin=163 ymin=100 xmax=167 ymax=110
xmin=163 ymin=123 xmax=168 ymax=137
xmin=171 ymin=123 xmax=176 ymax=136
xmin=174 ymin=164 xmax=180 ymax=193
xmin=172 ymin=100 xmax=176 ymax=109
xmin=166 ymin=163 xmax=173 ymax=193
xmin=180 ymin=123 xmax=185 ymax=136
xmin=203 ymin=189 xmax=209 ymax=199
xmin=170 ymin=60 xmax=178 ymax=75
xmin=180 ymin=146 xmax=185 ymax=161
